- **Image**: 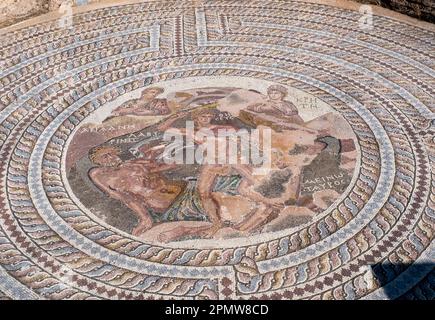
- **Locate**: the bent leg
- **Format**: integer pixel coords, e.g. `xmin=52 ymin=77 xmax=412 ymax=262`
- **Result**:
xmin=197 ymin=167 xmax=223 ymax=236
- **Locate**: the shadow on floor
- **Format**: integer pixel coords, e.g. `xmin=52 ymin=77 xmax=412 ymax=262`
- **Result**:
xmin=370 ymin=262 xmax=434 ymax=300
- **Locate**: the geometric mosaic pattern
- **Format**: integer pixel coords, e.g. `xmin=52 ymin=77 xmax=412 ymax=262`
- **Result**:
xmin=0 ymin=0 xmax=434 ymax=300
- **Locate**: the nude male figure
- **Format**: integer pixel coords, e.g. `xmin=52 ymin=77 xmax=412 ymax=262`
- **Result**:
xmin=147 ymin=108 xmax=258 ymax=241
xmin=189 ymin=109 xmax=244 ymax=235
xmin=88 ymin=146 xmax=181 ymax=236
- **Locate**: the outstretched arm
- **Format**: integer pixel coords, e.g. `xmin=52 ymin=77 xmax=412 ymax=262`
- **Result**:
xmin=247 ymin=103 xmax=266 ymax=112
xmin=156 ymin=111 xmax=187 ymax=131
xmin=149 ymin=163 xmax=178 ymax=172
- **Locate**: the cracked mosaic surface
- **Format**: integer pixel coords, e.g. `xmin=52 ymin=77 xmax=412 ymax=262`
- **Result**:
xmin=0 ymin=0 xmax=434 ymax=300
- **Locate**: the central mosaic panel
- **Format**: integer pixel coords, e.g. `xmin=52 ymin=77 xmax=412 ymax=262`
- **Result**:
xmin=65 ymin=77 xmax=358 ymax=244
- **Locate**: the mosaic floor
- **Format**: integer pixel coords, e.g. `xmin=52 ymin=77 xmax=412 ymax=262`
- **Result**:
xmin=0 ymin=0 xmax=434 ymax=300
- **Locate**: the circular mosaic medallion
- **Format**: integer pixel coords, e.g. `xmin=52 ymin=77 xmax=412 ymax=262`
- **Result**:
xmin=0 ymin=0 xmax=434 ymax=300
xmin=65 ymin=76 xmax=359 ymax=246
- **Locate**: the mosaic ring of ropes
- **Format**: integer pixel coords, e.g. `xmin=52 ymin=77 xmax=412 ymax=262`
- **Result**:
xmin=0 ymin=1 xmax=433 ymax=300
xmin=5 ymin=56 xmax=422 ymax=268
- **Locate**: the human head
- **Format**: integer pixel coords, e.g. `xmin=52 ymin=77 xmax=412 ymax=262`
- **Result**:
xmin=267 ymin=85 xmax=287 ymax=101
xmin=192 ymin=108 xmax=215 ymax=127
xmin=90 ymin=146 xmax=122 ymax=167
